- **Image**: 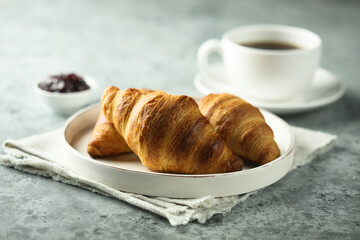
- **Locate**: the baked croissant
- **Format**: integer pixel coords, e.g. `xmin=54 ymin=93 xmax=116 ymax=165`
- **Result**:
xmin=198 ymin=93 xmax=280 ymax=165
xmin=87 ymin=89 xmax=153 ymax=157
xmin=87 ymin=112 xmax=131 ymax=157
xmin=101 ymin=87 xmax=243 ymax=174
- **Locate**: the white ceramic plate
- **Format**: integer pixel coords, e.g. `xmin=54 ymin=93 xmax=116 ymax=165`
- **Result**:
xmin=62 ymin=104 xmax=295 ymax=198
xmin=194 ymin=63 xmax=345 ymax=114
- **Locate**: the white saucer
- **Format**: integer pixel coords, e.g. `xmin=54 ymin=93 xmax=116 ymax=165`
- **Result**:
xmin=194 ymin=63 xmax=345 ymax=114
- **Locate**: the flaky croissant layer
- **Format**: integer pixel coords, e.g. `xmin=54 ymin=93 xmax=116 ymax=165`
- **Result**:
xmin=199 ymin=93 xmax=281 ymax=165
xmin=87 ymin=89 xmax=153 ymax=157
xmin=87 ymin=112 xmax=131 ymax=157
xmin=101 ymin=87 xmax=243 ymax=174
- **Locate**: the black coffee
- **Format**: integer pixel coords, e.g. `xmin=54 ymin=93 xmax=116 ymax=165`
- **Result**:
xmin=239 ymin=41 xmax=301 ymax=50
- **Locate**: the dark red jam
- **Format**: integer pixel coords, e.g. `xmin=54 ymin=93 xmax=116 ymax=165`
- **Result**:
xmin=38 ymin=73 xmax=90 ymax=93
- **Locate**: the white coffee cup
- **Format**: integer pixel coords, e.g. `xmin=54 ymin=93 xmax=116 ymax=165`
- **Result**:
xmin=197 ymin=24 xmax=322 ymax=101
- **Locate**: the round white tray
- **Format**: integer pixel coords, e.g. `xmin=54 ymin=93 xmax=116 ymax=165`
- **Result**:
xmin=62 ymin=104 xmax=295 ymax=198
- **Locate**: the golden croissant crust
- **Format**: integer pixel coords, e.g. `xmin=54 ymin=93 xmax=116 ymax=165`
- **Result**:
xmin=101 ymin=87 xmax=243 ymax=174
xmin=87 ymin=89 xmax=153 ymax=157
xmin=198 ymin=93 xmax=280 ymax=165
xmin=87 ymin=112 xmax=131 ymax=157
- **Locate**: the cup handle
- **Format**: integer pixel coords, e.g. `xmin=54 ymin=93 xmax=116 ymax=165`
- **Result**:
xmin=197 ymin=39 xmax=223 ymax=81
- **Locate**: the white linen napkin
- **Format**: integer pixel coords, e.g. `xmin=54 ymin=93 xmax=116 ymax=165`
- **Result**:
xmin=0 ymin=126 xmax=336 ymax=226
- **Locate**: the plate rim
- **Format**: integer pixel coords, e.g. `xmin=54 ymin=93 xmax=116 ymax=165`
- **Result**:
xmin=62 ymin=103 xmax=296 ymax=178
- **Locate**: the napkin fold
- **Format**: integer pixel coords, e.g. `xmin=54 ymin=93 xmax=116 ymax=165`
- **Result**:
xmin=0 ymin=126 xmax=336 ymax=226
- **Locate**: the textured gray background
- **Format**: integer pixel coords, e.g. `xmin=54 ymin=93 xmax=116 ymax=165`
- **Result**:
xmin=0 ymin=0 xmax=359 ymax=239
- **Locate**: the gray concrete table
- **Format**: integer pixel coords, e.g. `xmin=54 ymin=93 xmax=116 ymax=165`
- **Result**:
xmin=1 ymin=0 xmax=359 ymax=239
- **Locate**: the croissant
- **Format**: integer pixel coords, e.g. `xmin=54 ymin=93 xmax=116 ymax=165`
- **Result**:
xmin=87 ymin=89 xmax=153 ymax=157
xmin=87 ymin=112 xmax=131 ymax=157
xmin=198 ymin=93 xmax=280 ymax=165
xmin=101 ymin=87 xmax=243 ymax=174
